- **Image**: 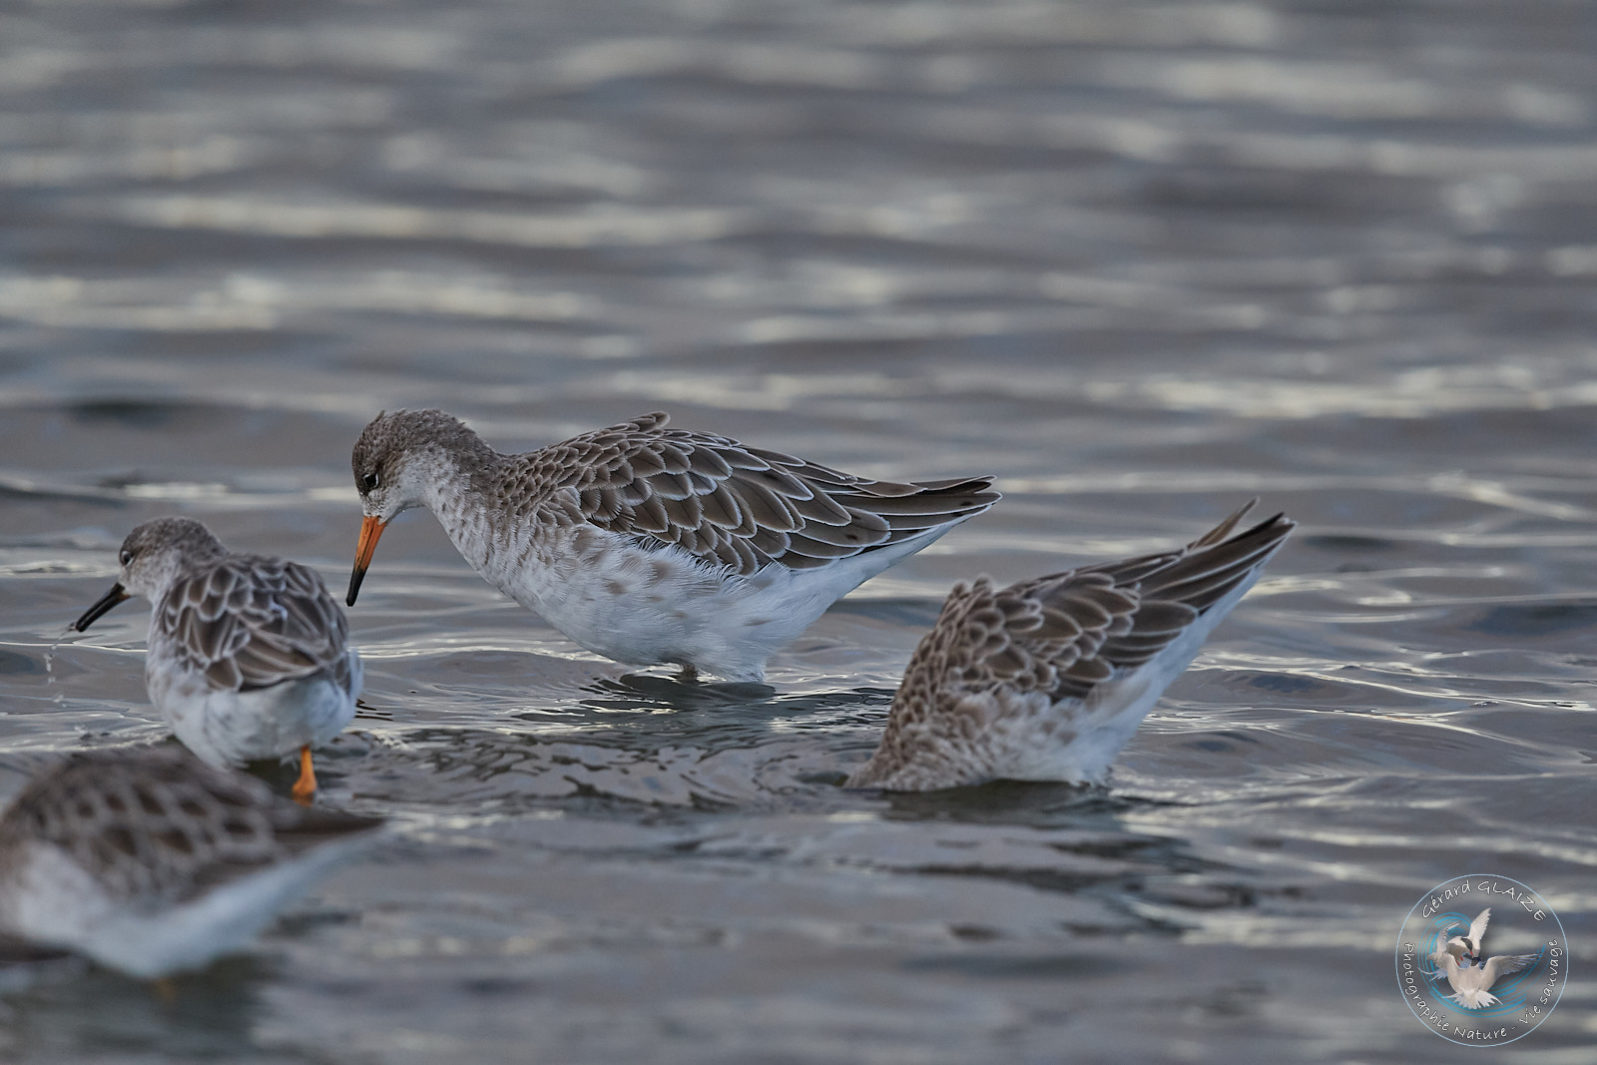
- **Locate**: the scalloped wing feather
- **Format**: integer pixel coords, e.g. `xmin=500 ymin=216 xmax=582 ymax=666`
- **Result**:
xmin=514 ymin=413 xmax=999 ymax=576
xmin=156 ymin=557 xmax=352 ymax=693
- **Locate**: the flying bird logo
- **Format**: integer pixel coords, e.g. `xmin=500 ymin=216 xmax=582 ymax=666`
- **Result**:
xmin=1428 ymin=908 xmax=1541 ymax=1010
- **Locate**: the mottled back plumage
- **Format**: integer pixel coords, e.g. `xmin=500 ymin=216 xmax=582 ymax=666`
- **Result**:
xmin=0 ymin=748 xmax=383 ymax=976
xmin=0 ymin=747 xmax=379 ymax=907
xmin=157 ymin=553 xmax=354 ymax=694
xmin=520 ymin=413 xmax=998 ymax=575
xmin=848 ymin=503 xmax=1295 ymax=790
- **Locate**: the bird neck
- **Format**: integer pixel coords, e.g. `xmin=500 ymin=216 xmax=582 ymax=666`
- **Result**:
xmin=418 ymin=442 xmax=504 ymax=569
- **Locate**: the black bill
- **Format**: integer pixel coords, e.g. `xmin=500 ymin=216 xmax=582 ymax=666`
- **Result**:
xmin=74 ymin=583 xmax=130 ymax=632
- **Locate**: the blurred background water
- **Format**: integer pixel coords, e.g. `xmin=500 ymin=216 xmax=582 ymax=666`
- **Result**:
xmin=3 ymin=0 xmax=1596 ymax=1061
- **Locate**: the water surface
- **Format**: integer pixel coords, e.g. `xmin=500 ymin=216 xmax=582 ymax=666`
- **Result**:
xmin=3 ymin=1 xmax=1596 ymax=1062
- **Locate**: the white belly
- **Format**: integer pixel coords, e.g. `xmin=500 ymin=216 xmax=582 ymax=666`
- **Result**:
xmin=146 ymin=652 xmax=361 ymax=766
xmin=469 ymin=524 xmax=943 ymax=682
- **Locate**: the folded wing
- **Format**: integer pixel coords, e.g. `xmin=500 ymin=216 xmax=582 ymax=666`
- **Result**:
xmin=525 ymin=412 xmax=1000 ymax=575
xmin=157 ymin=556 xmax=353 ymax=693
xmin=0 ymin=748 xmax=379 ymax=905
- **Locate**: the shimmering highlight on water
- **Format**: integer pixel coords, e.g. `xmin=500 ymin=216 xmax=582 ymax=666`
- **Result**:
xmin=3 ymin=0 xmax=1596 ymax=1062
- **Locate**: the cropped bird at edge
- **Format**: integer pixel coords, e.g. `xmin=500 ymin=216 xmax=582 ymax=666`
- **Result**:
xmin=346 ymin=410 xmax=999 ymax=682
xmin=0 ymin=747 xmax=382 ymax=979
xmin=847 ymin=502 xmax=1294 ymax=791
xmin=73 ymin=517 xmax=362 ymax=803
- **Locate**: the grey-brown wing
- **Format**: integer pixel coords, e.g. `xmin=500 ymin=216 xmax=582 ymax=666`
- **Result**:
xmin=1035 ymin=503 xmax=1296 ymax=696
xmin=897 ymin=570 xmax=1144 ymax=712
xmin=157 ymin=556 xmax=353 ymax=692
xmin=896 ymin=503 xmax=1294 ymax=707
xmin=0 ymin=748 xmax=380 ymax=905
xmin=845 ymin=570 xmax=1140 ymax=789
xmin=519 ymin=413 xmax=999 ymax=575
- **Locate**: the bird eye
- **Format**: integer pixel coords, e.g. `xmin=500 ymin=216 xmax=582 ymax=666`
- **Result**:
xmin=119 ymin=549 xmax=133 ymax=566
xmin=361 ymin=472 xmax=380 ymax=492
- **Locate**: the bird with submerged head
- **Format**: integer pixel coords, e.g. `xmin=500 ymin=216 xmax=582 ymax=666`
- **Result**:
xmin=847 ymin=502 xmax=1295 ymax=790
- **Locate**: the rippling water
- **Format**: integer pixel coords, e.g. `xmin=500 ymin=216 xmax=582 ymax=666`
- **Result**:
xmin=3 ymin=1 xmax=1595 ymax=1061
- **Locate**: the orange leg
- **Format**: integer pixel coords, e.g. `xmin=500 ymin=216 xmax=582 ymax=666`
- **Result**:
xmin=291 ymin=745 xmax=317 ymax=805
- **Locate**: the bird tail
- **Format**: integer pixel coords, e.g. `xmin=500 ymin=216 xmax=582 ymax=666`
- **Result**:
xmin=1449 ymin=988 xmax=1499 ymax=1009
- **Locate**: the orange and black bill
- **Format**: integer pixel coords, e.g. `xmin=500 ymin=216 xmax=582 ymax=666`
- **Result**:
xmin=346 ymin=515 xmax=387 ymax=606
xmin=74 ymin=583 xmax=130 ymax=632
